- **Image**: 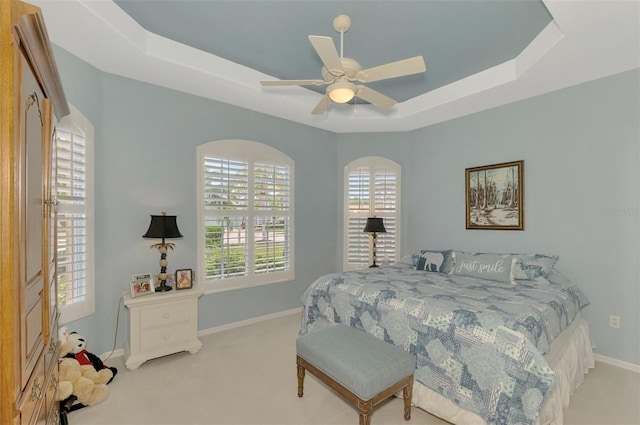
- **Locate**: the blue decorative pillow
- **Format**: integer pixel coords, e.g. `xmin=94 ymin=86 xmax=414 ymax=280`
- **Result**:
xmin=415 ymin=250 xmax=455 ymax=274
xmin=451 ymin=252 xmax=515 ymax=284
xmin=512 ymin=254 xmax=559 ymax=280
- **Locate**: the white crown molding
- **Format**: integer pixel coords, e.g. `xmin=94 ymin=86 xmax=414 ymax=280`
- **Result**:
xmin=33 ymin=0 xmax=639 ymax=133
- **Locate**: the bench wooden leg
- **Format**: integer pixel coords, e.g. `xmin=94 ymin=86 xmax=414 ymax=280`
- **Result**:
xmin=296 ymin=357 xmax=305 ymax=398
xmin=403 ymin=380 xmax=413 ymax=421
xmin=357 ymin=399 xmax=373 ymax=425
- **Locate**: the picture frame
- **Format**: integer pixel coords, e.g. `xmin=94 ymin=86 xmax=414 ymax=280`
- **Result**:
xmin=465 ymin=160 xmax=524 ymax=230
xmin=131 ymin=272 xmax=152 ymax=282
xmin=130 ymin=273 xmax=155 ymax=297
xmin=175 ymin=269 xmax=193 ymax=290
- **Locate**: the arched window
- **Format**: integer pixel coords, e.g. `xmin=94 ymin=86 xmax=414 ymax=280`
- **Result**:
xmin=56 ymin=104 xmax=95 ymax=323
xmin=343 ymin=156 xmax=400 ymax=270
xmin=197 ymin=140 xmax=294 ymax=292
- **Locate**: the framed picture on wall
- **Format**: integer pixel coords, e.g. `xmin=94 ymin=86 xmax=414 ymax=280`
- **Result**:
xmin=175 ymin=269 xmax=193 ymax=290
xmin=465 ymin=160 xmax=524 ymax=230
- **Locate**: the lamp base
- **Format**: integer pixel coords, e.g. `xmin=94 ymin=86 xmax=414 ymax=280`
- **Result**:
xmin=156 ymin=283 xmax=173 ymax=292
xmin=369 ymin=264 xmax=379 ymax=268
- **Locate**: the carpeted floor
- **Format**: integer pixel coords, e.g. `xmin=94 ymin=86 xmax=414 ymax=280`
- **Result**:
xmin=67 ymin=311 xmax=640 ymax=425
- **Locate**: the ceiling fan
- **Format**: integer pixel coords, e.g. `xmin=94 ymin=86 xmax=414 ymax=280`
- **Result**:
xmin=260 ymin=14 xmax=427 ymax=115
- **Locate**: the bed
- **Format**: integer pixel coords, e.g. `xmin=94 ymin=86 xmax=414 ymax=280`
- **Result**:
xmin=299 ymin=250 xmax=594 ymax=425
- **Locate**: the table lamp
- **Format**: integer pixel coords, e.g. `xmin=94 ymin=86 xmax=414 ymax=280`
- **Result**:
xmin=143 ymin=212 xmax=183 ymax=291
xmin=363 ymin=217 xmax=386 ymax=268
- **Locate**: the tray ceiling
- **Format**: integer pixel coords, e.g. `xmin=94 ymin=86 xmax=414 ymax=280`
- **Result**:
xmin=31 ymin=0 xmax=640 ymax=133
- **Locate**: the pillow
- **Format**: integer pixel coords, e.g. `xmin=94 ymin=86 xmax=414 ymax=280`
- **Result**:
xmin=415 ymin=250 xmax=455 ymax=274
xmin=451 ymin=252 xmax=515 ymax=284
xmin=512 ymin=254 xmax=559 ymax=280
xmin=396 ymin=254 xmax=418 ymax=267
xmin=546 ymin=270 xmax=591 ymax=308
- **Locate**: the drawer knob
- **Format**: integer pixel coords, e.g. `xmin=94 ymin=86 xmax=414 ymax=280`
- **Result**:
xmin=163 ymin=335 xmax=170 ymax=341
xmin=163 ymin=313 xmax=170 ymax=319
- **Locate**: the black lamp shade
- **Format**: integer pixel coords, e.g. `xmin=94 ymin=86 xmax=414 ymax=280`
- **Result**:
xmin=143 ymin=214 xmax=183 ymax=240
xmin=363 ymin=217 xmax=386 ymax=233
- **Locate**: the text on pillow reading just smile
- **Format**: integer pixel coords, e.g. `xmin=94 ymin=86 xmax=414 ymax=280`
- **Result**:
xmin=456 ymin=260 xmax=506 ymax=274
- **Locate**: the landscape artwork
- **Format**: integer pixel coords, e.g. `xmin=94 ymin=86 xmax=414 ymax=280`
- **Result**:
xmin=466 ymin=160 xmax=524 ymax=230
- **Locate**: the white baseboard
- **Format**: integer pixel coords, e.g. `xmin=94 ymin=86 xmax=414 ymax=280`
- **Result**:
xmin=100 ymin=307 xmax=302 ymax=361
xmin=198 ymin=307 xmax=302 ymax=337
xmin=594 ymin=353 xmax=640 ymax=374
xmin=101 ymin=348 xmax=125 ymax=361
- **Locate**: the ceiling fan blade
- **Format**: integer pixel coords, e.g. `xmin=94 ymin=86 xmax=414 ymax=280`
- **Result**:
xmin=357 ymin=56 xmax=426 ymax=83
xmin=308 ymin=35 xmax=344 ymax=75
xmin=311 ymin=93 xmax=331 ymax=115
xmin=260 ymin=79 xmax=326 ymax=87
xmin=356 ymin=86 xmax=397 ymax=110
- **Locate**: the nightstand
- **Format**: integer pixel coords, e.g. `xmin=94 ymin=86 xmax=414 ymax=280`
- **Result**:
xmin=123 ymin=286 xmax=203 ymax=370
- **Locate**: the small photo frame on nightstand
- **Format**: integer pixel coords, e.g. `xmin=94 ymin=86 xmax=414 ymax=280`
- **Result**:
xmin=175 ymin=269 xmax=193 ymax=290
xmin=130 ymin=272 xmax=155 ymax=297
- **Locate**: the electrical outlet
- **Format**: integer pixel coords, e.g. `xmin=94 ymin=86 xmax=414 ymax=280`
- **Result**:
xmin=609 ymin=315 xmax=620 ymax=329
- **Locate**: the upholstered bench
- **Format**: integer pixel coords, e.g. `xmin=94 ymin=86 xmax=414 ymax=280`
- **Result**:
xmin=296 ymin=325 xmax=416 ymax=425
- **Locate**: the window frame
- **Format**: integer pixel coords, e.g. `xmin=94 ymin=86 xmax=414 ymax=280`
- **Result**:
xmin=343 ymin=156 xmax=401 ymax=271
xmin=56 ymin=104 xmax=95 ymax=324
xmin=197 ymin=139 xmax=294 ymax=293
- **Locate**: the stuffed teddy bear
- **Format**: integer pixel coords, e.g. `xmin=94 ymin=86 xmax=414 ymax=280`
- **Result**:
xmin=63 ymin=329 xmax=117 ymax=384
xmin=56 ymin=336 xmax=110 ymax=407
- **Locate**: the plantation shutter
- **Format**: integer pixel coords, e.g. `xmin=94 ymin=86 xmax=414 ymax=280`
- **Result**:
xmin=198 ymin=140 xmax=294 ymax=291
xmin=203 ymin=157 xmax=249 ymax=279
xmin=373 ymin=166 xmax=398 ymax=264
xmin=254 ymin=161 xmax=291 ymax=274
xmin=344 ymin=157 xmax=400 ymax=270
xmin=346 ymin=167 xmax=370 ymax=265
xmin=56 ymin=127 xmax=88 ymax=307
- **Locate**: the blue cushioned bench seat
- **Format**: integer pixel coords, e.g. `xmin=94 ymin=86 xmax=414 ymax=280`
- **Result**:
xmin=296 ymin=325 xmax=416 ymax=425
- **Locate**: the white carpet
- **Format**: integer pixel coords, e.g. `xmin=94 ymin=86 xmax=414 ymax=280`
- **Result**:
xmin=67 ymin=312 xmax=640 ymax=425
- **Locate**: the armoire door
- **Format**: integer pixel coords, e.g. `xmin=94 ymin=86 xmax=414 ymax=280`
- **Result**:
xmin=19 ymin=50 xmax=48 ymax=391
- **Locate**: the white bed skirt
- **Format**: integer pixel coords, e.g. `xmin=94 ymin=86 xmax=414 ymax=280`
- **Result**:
xmin=409 ymin=316 xmax=595 ymax=425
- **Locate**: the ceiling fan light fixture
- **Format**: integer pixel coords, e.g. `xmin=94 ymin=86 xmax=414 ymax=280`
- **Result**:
xmin=328 ymin=80 xmax=356 ymax=103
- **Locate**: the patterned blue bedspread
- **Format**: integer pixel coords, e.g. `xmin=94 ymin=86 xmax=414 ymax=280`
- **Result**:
xmin=300 ymin=264 xmax=589 ymax=425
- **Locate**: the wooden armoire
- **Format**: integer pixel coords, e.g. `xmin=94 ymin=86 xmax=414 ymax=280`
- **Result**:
xmin=1 ymin=1 xmax=69 ymax=424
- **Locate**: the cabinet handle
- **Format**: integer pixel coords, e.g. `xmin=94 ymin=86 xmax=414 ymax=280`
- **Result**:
xmin=30 ymin=378 xmax=43 ymax=401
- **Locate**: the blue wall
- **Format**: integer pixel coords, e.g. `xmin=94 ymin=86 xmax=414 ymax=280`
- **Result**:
xmin=338 ymin=70 xmax=640 ymax=365
xmin=412 ymin=70 xmax=640 ymax=365
xmin=56 ymin=46 xmax=639 ymax=366
xmin=337 ymin=69 xmax=640 ymax=365
xmin=54 ymin=47 xmax=338 ymax=355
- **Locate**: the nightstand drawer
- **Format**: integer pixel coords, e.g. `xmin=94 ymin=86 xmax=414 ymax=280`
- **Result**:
xmin=140 ymin=301 xmax=190 ymax=329
xmin=140 ymin=323 xmax=191 ymax=352
xmin=123 ymin=288 xmax=203 ymax=369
